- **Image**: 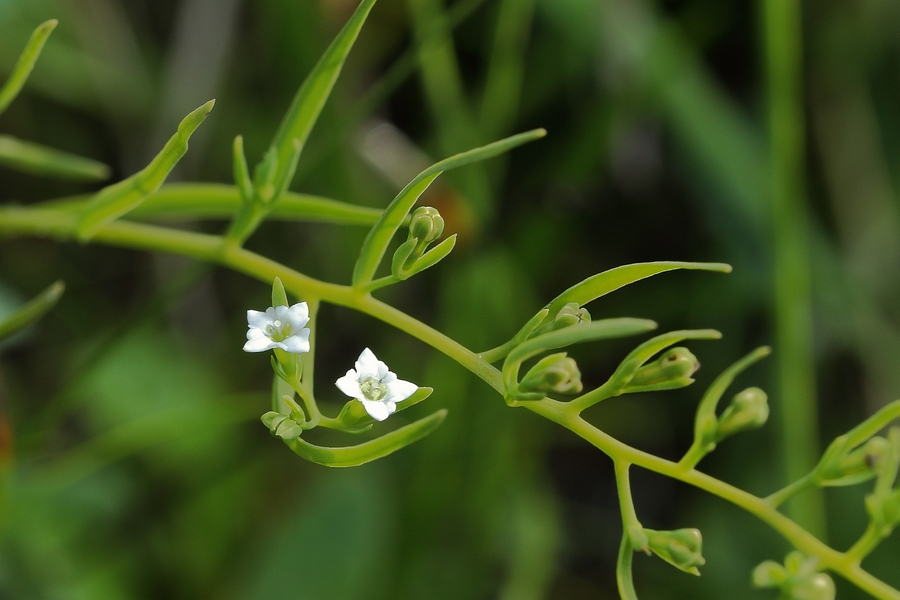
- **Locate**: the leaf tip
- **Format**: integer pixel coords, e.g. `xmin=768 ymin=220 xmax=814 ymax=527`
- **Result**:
xmin=39 ymin=19 xmax=59 ymax=33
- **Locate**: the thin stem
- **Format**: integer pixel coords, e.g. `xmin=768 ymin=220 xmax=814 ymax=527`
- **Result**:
xmin=766 ymin=474 xmax=814 ymax=508
xmin=358 ymin=275 xmax=398 ymax=294
xmin=614 ymin=460 xmax=644 ymax=547
xmin=478 ymin=338 xmax=517 ymax=363
xmin=566 ymin=382 xmax=617 ymax=414
xmin=677 ymin=441 xmax=713 ymax=473
xmin=845 ymin=522 xmax=883 ymax=565
xmin=616 ymin=533 xmax=640 ymax=600
xmin=523 ymin=399 xmax=900 ymax=600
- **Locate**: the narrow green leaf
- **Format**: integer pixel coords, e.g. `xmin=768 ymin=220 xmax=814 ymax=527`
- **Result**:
xmin=607 ymin=329 xmax=721 ymax=390
xmin=352 ymin=128 xmax=546 ymax=285
xmin=0 ymin=280 xmax=64 ymax=340
xmin=400 ymin=234 xmax=457 ymax=278
xmin=0 ymin=135 xmax=111 ymax=181
xmin=844 ymin=400 xmax=900 ymax=449
xmin=543 ymin=261 xmax=732 ymax=324
xmin=232 ymin=135 xmax=253 ymax=202
xmin=508 ymin=318 xmax=657 ymax=365
xmin=0 ymin=19 xmax=57 ymax=115
xmin=76 ymin=100 xmax=214 ymax=240
xmin=268 ymin=0 xmax=378 ymax=189
xmin=271 ymin=277 xmax=289 ymax=307
xmin=285 ymin=408 xmax=446 ymax=467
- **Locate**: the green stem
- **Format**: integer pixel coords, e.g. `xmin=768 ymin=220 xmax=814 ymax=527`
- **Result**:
xmin=617 ymin=533 xmax=640 ymax=600
xmin=763 ymin=0 xmax=826 ymax=537
xmin=523 ymin=399 xmax=900 ymax=600
xmin=845 ymin=522 xmax=883 ymax=565
xmin=766 ymin=474 xmax=814 ymax=508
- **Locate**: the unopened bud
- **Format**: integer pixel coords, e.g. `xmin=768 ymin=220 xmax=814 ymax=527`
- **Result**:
xmin=755 ymin=552 xmax=834 ymax=600
xmin=408 ymin=206 xmax=444 ymax=245
xmin=518 ymin=352 xmax=583 ymax=397
xmin=714 ymin=387 xmax=769 ymax=442
xmin=531 ymin=302 xmax=591 ymax=338
xmin=261 ymin=410 xmax=303 ymax=441
xmin=790 ymin=574 xmax=836 ymax=600
xmin=623 ymin=347 xmax=699 ymax=392
xmin=644 ymin=528 xmax=705 ymax=575
xmin=752 ymin=560 xmax=787 ymax=588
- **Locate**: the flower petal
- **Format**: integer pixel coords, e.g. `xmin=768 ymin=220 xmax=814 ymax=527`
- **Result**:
xmin=265 ymin=306 xmax=278 ymax=320
xmin=374 ymin=359 xmax=390 ymax=380
xmin=243 ymin=336 xmax=276 ymax=352
xmin=246 ymin=327 xmax=267 ymax=341
xmin=335 ymin=370 xmax=363 ymax=400
xmin=385 ymin=378 xmax=418 ymax=403
xmin=355 ymin=348 xmax=380 ymax=379
xmin=281 ymin=330 xmax=310 ymax=353
xmin=247 ymin=310 xmax=271 ymax=330
xmin=286 ymin=302 xmax=309 ymax=327
xmin=360 ymin=399 xmax=390 ymax=421
xmin=385 ymin=401 xmax=397 ymax=415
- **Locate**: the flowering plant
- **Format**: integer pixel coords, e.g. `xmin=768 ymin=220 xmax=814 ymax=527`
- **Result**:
xmin=0 ymin=4 xmax=898 ymax=599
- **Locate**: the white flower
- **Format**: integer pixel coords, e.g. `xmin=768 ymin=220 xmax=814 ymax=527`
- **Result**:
xmin=335 ymin=348 xmax=418 ymax=421
xmin=243 ymin=302 xmax=311 ymax=353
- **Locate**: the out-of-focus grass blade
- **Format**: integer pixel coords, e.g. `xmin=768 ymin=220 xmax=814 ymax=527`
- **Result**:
xmin=76 ymin=100 xmax=214 ymax=241
xmin=0 ymin=280 xmax=64 ymax=341
xmin=544 ymin=261 xmax=732 ymax=323
xmin=285 ymin=409 xmax=447 ymax=467
xmin=267 ymin=0 xmax=378 ymax=191
xmin=0 ymin=135 xmax=110 ymax=181
xmin=0 ymin=19 xmax=57 ymax=116
xmin=352 ymin=129 xmax=546 ymax=286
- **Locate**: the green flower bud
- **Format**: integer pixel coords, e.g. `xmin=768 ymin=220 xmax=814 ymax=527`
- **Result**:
xmin=622 ymin=347 xmax=699 ymax=393
xmin=866 ymin=488 xmax=900 ymax=533
xmin=408 ymin=206 xmax=444 ymax=245
xmin=261 ymin=410 xmax=304 ymax=441
xmin=752 ymin=560 xmax=788 ymax=588
xmin=754 ymin=552 xmax=835 ymax=600
xmin=517 ymin=352 xmax=583 ymax=398
xmin=530 ymin=302 xmax=591 ymax=338
xmin=714 ymin=387 xmax=769 ymax=442
xmin=821 ymin=436 xmax=890 ymax=486
xmin=644 ymin=528 xmax=705 ymax=575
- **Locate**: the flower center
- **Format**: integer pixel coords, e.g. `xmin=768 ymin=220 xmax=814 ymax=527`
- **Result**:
xmin=264 ymin=320 xmax=293 ymax=341
xmin=359 ymin=376 xmax=388 ymax=402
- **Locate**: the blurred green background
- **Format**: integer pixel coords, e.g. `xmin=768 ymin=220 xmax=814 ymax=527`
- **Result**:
xmin=1 ymin=0 xmax=900 ymax=598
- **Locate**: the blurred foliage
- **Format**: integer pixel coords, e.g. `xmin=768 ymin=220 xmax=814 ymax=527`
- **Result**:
xmin=1 ymin=0 xmax=899 ymax=598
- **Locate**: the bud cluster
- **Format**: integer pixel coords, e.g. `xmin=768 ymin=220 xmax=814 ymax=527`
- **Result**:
xmin=753 ymin=552 xmax=835 ymax=600
xmin=642 ymin=528 xmax=705 ymax=576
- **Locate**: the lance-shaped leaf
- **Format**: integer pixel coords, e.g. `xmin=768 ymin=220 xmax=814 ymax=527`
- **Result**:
xmin=0 ymin=280 xmax=64 ymax=341
xmin=0 ymin=20 xmax=57 ymax=116
xmin=0 ymin=135 xmax=110 ymax=181
xmin=267 ymin=0 xmax=378 ymax=193
xmin=541 ymin=262 xmax=731 ymax=328
xmin=393 ymin=235 xmax=457 ymax=280
xmin=503 ymin=318 xmax=657 ymax=395
xmin=76 ymin=100 xmax=214 ymax=241
xmin=284 ymin=408 xmax=446 ymax=467
xmin=353 ymin=128 xmax=546 ymax=285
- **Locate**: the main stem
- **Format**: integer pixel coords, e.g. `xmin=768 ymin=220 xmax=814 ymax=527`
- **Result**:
xmin=1 ymin=206 xmax=897 ymax=598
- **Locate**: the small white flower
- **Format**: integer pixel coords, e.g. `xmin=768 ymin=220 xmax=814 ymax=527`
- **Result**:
xmin=335 ymin=348 xmax=418 ymax=421
xmin=243 ymin=302 xmax=311 ymax=353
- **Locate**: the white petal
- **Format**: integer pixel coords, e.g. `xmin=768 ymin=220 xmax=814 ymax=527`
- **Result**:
xmin=335 ymin=370 xmax=363 ymax=399
xmin=385 ymin=379 xmax=418 ymax=403
xmin=246 ymin=327 xmax=267 ymax=341
xmin=385 ymin=401 xmax=397 ymax=415
xmin=374 ymin=359 xmax=390 ymax=379
xmin=286 ymin=302 xmax=309 ymax=327
xmin=247 ymin=310 xmax=271 ymax=329
xmin=381 ymin=371 xmax=397 ymax=384
xmin=265 ymin=306 xmax=278 ymax=320
xmin=243 ymin=336 xmax=276 ymax=352
xmin=280 ymin=330 xmax=310 ymax=353
xmin=273 ymin=305 xmax=291 ymax=322
xmin=360 ymin=399 xmax=390 ymax=421
xmin=355 ymin=348 xmax=380 ymax=379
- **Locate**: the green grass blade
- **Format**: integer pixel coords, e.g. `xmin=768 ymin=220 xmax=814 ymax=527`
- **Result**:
xmin=0 ymin=19 xmax=57 ymax=116
xmin=76 ymin=100 xmax=214 ymax=241
xmin=0 ymin=280 xmax=64 ymax=341
xmin=544 ymin=261 xmax=732 ymax=322
xmin=0 ymin=135 xmax=110 ymax=181
xmin=352 ymin=128 xmax=546 ymax=285
xmin=285 ymin=408 xmax=446 ymax=467
xmin=268 ymin=0 xmax=378 ymax=189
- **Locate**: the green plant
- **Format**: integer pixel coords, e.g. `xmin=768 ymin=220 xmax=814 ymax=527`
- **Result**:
xmin=1 ymin=6 xmax=899 ymax=599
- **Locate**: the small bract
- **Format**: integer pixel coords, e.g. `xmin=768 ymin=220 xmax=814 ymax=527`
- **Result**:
xmin=336 ymin=348 xmax=418 ymax=421
xmin=243 ymin=302 xmax=311 ymax=353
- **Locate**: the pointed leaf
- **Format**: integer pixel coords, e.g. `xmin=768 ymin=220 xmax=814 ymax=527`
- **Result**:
xmin=268 ymin=0 xmax=378 ymax=190
xmin=0 ymin=135 xmax=110 ymax=181
xmin=232 ymin=135 xmax=253 ymax=202
xmin=507 ymin=318 xmax=657 ymax=366
xmin=76 ymin=100 xmax=215 ymax=240
xmin=0 ymin=280 xmax=64 ymax=340
xmin=353 ymin=128 xmax=546 ymax=285
xmin=403 ymin=234 xmax=457 ymax=277
xmin=285 ymin=408 xmax=446 ymax=467
xmin=543 ymin=261 xmax=732 ymax=326
xmin=0 ymin=19 xmax=57 ymax=115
